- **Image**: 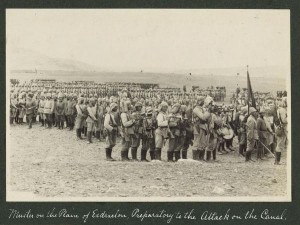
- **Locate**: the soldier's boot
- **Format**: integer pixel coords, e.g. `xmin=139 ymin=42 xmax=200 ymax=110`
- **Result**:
xmin=87 ymin=131 xmax=92 ymax=144
xmin=84 ymin=127 xmax=87 ymax=137
xmin=61 ymin=121 xmax=64 ymax=129
xmin=108 ymin=148 xmax=116 ymax=161
xmin=155 ymin=148 xmax=161 ymax=160
xmin=200 ymin=150 xmax=205 ymax=161
xmin=149 ymin=151 xmax=155 ymax=160
xmin=96 ymin=131 xmax=101 ymax=141
xmin=182 ymin=151 xmax=187 ymax=159
xmin=131 ymin=147 xmax=138 ymax=161
xmin=174 ymin=151 xmax=180 ymax=162
xmin=192 ymin=150 xmax=197 ymax=160
xmin=245 ymin=151 xmax=250 ymax=162
xmin=40 ymin=119 xmax=44 ymax=127
xmin=274 ymin=152 xmax=281 ymax=165
xmin=121 ymin=151 xmax=129 ymax=161
xmin=212 ymin=149 xmax=217 ymax=160
xmin=141 ymin=150 xmax=149 ymax=162
xmin=167 ymin=151 xmax=174 ymax=162
xmin=206 ymin=151 xmax=212 ymax=162
xmin=81 ymin=128 xmax=84 ymax=134
xmin=76 ymin=129 xmax=81 ymax=140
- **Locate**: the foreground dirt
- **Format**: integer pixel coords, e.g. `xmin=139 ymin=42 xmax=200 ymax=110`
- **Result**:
xmin=8 ymin=124 xmax=288 ymax=199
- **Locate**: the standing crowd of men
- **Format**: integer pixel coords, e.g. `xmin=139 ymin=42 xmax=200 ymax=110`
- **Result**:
xmin=9 ymin=81 xmax=288 ymax=165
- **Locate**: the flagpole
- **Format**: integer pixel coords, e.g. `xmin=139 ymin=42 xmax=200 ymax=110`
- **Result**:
xmin=247 ymin=65 xmax=249 ymax=115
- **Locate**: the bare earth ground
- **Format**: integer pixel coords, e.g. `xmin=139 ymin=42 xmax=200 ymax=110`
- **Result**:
xmin=8 ymin=124 xmax=287 ymax=199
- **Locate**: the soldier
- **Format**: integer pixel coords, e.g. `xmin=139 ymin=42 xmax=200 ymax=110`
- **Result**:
xmin=44 ymin=93 xmax=55 ymax=128
xmin=38 ymin=93 xmax=46 ymax=127
xmin=10 ymin=94 xmax=18 ymax=125
xmin=141 ymin=106 xmax=156 ymax=161
xmin=25 ymin=92 xmax=37 ymax=129
xmin=245 ymin=107 xmax=258 ymax=162
xmin=18 ymin=93 xmax=26 ymax=124
xmin=75 ymin=97 xmax=87 ymax=140
xmin=65 ymin=94 xmax=77 ymax=131
xmin=104 ymin=103 xmax=118 ymax=161
xmin=167 ymin=103 xmax=183 ymax=162
xmin=274 ymin=97 xmax=288 ymax=165
xmin=257 ymin=108 xmax=268 ymax=160
xmin=154 ymin=101 xmax=169 ymax=160
xmin=236 ymin=107 xmax=248 ymax=157
xmin=95 ymin=98 xmax=105 ymax=141
xmin=55 ymin=93 xmax=66 ymax=129
xmin=120 ymin=100 xmax=135 ymax=161
xmin=86 ymin=98 xmax=97 ymax=144
xmin=192 ymin=96 xmax=209 ymax=161
xmin=130 ymin=102 xmax=144 ymax=161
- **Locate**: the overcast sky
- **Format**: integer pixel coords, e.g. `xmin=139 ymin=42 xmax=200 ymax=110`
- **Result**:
xmin=6 ymin=9 xmax=290 ymax=71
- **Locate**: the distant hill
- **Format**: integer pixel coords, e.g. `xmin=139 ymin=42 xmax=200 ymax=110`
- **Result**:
xmin=7 ymin=48 xmax=101 ymax=72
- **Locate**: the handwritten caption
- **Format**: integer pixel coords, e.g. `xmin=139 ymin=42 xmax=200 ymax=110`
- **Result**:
xmin=8 ymin=208 xmax=287 ymax=223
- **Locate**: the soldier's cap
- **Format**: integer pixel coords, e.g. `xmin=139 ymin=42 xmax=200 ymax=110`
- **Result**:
xmin=110 ymin=103 xmax=118 ymax=110
xmin=46 ymin=93 xmax=51 ymax=98
xmin=135 ymin=102 xmax=143 ymax=108
xmin=160 ymin=101 xmax=168 ymax=108
xmin=172 ymin=103 xmax=181 ymax=109
xmin=249 ymin=107 xmax=257 ymax=114
xmin=145 ymin=106 xmax=153 ymax=114
xmin=28 ymin=93 xmax=33 ymax=98
xmin=260 ymin=107 xmax=266 ymax=114
xmin=241 ymin=106 xmax=248 ymax=115
xmin=196 ymin=96 xmax=205 ymax=102
xmin=58 ymin=92 xmax=64 ymax=98
xmin=89 ymin=98 xmax=96 ymax=104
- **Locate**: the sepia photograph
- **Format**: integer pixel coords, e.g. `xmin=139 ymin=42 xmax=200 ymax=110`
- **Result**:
xmin=6 ymin=9 xmax=291 ymax=202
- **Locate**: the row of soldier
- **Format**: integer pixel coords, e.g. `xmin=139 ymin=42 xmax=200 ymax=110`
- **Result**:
xmin=9 ymin=89 xmax=287 ymax=164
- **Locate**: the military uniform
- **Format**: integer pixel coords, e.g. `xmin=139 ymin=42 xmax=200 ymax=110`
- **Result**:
xmin=192 ymin=97 xmax=209 ymax=161
xmin=55 ymin=94 xmax=66 ymax=129
xmin=155 ymin=102 xmax=169 ymax=160
xmin=44 ymin=94 xmax=55 ymax=128
xmin=246 ymin=108 xmax=258 ymax=161
xmin=86 ymin=98 xmax=97 ymax=144
xmin=25 ymin=93 xmax=36 ymax=129
xmin=167 ymin=103 xmax=183 ymax=162
xmin=141 ymin=107 xmax=156 ymax=161
xmin=104 ymin=103 xmax=118 ymax=161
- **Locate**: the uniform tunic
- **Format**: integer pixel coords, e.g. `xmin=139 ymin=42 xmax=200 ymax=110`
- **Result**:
xmin=104 ymin=113 xmax=118 ymax=148
xmin=155 ymin=111 xmax=168 ymax=148
xmin=246 ymin=115 xmax=258 ymax=152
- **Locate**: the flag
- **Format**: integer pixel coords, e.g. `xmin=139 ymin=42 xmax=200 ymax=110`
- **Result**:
xmin=247 ymin=69 xmax=256 ymax=110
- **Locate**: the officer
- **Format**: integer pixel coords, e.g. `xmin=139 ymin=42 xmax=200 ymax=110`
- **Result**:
xmin=154 ymin=101 xmax=169 ymax=160
xmin=104 ymin=103 xmax=118 ymax=161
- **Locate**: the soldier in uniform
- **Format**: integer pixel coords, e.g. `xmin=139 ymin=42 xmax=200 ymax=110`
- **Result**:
xmin=130 ymin=102 xmax=144 ymax=161
xmin=18 ymin=93 xmax=26 ymax=124
xmin=75 ymin=97 xmax=87 ymax=140
xmin=154 ymin=101 xmax=169 ymax=160
xmin=104 ymin=103 xmax=118 ymax=161
xmin=55 ymin=93 xmax=66 ymax=129
xmin=25 ymin=92 xmax=37 ymax=129
xmin=95 ymin=98 xmax=105 ymax=141
xmin=167 ymin=103 xmax=183 ymax=162
xmin=86 ymin=98 xmax=97 ymax=144
xmin=10 ymin=94 xmax=18 ymax=125
xmin=245 ymin=107 xmax=258 ymax=162
xmin=192 ymin=96 xmax=209 ymax=161
xmin=38 ymin=93 xmax=46 ymax=127
xmin=120 ymin=100 xmax=135 ymax=161
xmin=141 ymin=106 xmax=156 ymax=161
xmin=257 ymin=108 xmax=268 ymax=160
xmin=44 ymin=93 xmax=55 ymax=128
xmin=275 ymin=97 xmax=288 ymax=165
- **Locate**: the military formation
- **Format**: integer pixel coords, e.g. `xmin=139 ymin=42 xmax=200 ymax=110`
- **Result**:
xmin=9 ymin=80 xmax=288 ymax=165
